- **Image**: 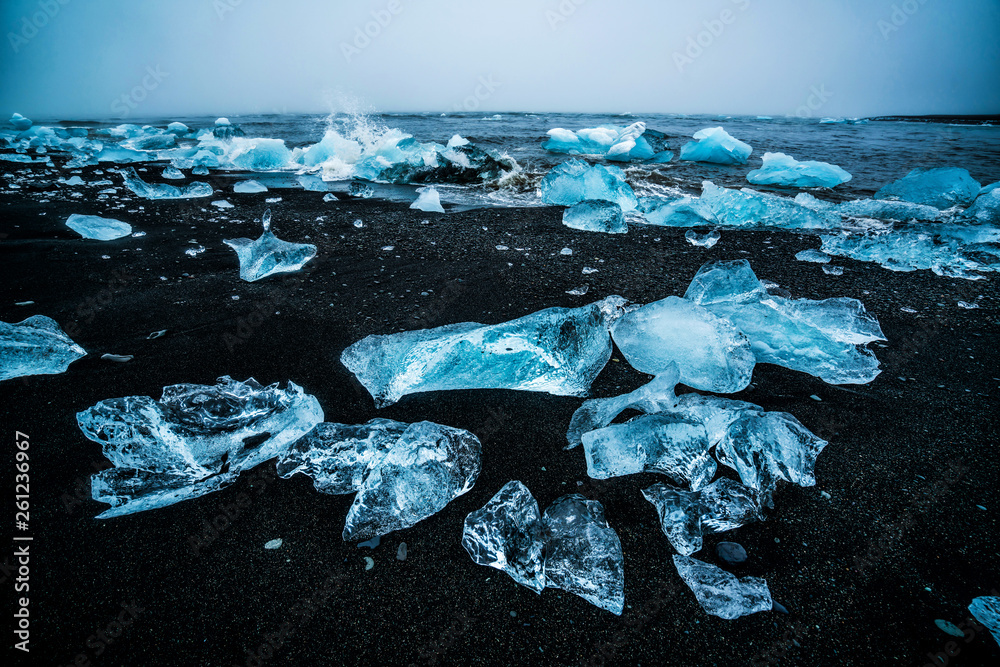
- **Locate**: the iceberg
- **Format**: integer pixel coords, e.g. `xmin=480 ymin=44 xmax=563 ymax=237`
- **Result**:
xmin=961 ymin=189 xmax=1000 ymax=225
xmin=747 ymin=152 xmax=851 ymax=188
xmin=341 ymin=296 xmax=627 ymax=407
xmin=342 ymin=421 xmax=481 ymax=541
xmin=120 ymin=167 xmax=212 ymax=199
xmin=968 ymin=596 xmax=1000 ymax=646
xmin=78 ymin=377 xmax=323 ymax=518
xmin=795 ymin=249 xmax=831 ymax=264
xmin=679 ymin=127 xmax=752 ymax=165
xmin=161 ymin=166 xmax=184 ymax=180
xmin=875 ymin=167 xmax=981 ymax=209
xmin=673 ymin=555 xmax=772 ymax=619
xmin=234 ymin=179 xmax=268 ymax=193
xmin=539 ymin=159 xmax=638 ymax=211
xmin=65 ymin=214 xmax=132 ymax=241
xmin=410 ymin=186 xmax=445 ymax=213
xmin=611 ymin=295 xmax=755 ymax=393
xmin=543 ymin=122 xmax=672 ymax=163
xmin=837 ymin=198 xmax=944 ymax=222
xmin=638 ymin=196 xmax=716 ymax=227
xmin=1 ymin=315 xmax=86 ymax=382
xmin=685 ymin=229 xmax=720 ymax=248
xmin=642 ymin=478 xmax=763 ymax=555
xmin=9 ymin=113 xmax=32 ymax=131
xmin=700 ymin=181 xmax=839 ymax=230
xmin=562 ymin=200 xmax=627 ymax=234
xmin=223 ymin=209 xmax=317 ymax=282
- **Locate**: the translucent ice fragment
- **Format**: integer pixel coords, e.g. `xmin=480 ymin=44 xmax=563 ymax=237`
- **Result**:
xmin=685 ymin=229 xmax=720 ymax=248
xmin=747 ymin=152 xmax=851 ymax=188
xmin=1 ymin=315 xmax=86 ymax=382
xmin=673 ymin=555 xmax=771 ymax=619
xmin=411 ymin=186 xmax=445 ymax=213
xmin=875 ymin=167 xmax=981 ymax=209
xmin=638 ymin=196 xmax=716 ymax=227
xmin=120 ymin=167 xmax=212 ymax=199
xmin=223 ymin=209 xmax=317 ymax=282
xmin=539 ymin=159 xmax=638 ymax=211
xmin=162 ymin=166 xmax=184 ymax=180
xmin=679 ymin=127 xmax=752 ymax=165
xmin=795 ymin=249 xmax=831 ymax=264
xmin=65 ymin=214 xmax=132 ymax=240
xmin=234 ymin=179 xmax=267 ymax=193
xmin=837 ymin=198 xmax=944 ymax=222
xmin=562 ymin=200 xmax=627 ymax=234
xmin=700 ymin=181 xmax=838 ymax=230
xmin=9 ymin=112 xmax=32 ymax=131
xmin=961 ymin=189 xmax=1000 ymax=226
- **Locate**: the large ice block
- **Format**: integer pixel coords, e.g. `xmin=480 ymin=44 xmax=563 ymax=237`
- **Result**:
xmin=65 ymin=214 xmax=132 ymax=241
xmin=223 ymin=209 xmax=317 ymax=282
xmin=837 ymin=198 xmax=944 ymax=222
xmin=638 ymin=196 xmax=716 ymax=227
xmin=562 ymin=200 xmax=627 ymax=234
xmin=700 ymin=182 xmax=839 ymax=230
xmin=228 ymin=138 xmax=292 ymax=170
xmin=78 ymin=377 xmax=323 ymax=518
xmin=611 ymin=296 xmax=755 ymax=393
xmin=539 ymin=159 xmax=638 ymax=211
xmin=341 ymin=296 xmax=627 ymax=407
xmin=875 ymin=167 xmax=981 ymax=209
xmin=961 ymin=189 xmax=1000 ymax=226
xmin=9 ymin=112 xmax=32 ymax=131
xmin=679 ymin=127 xmax=752 ymax=165
xmin=120 ymin=167 xmax=212 ymax=199
xmin=747 ymin=152 xmax=851 ymax=188
xmin=342 ymin=421 xmax=481 ymax=541
xmin=542 ymin=122 xmax=671 ymax=163
xmin=411 ymin=186 xmax=445 ymax=213
xmin=968 ymin=596 xmax=1000 ymax=646
xmin=673 ymin=555 xmax=772 ymax=619
xmin=1 ymin=315 xmax=86 ymax=382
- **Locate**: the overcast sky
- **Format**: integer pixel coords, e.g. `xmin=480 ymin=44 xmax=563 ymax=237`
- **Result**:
xmin=1 ymin=0 xmax=998 ymax=121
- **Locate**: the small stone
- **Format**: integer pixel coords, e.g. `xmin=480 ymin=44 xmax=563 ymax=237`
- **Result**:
xmin=820 ymin=491 xmax=832 ymax=499
xmin=934 ymin=619 xmax=965 ymax=637
xmin=101 ymin=354 xmax=133 ymax=363
xmin=510 ymin=611 xmax=517 ymax=618
xmin=364 ymin=556 xmax=375 ymax=570
xmin=717 ymin=542 xmax=747 ymax=564
xmin=264 ymin=538 xmax=282 ymax=550
xmin=810 ymin=395 xmax=821 ymax=401
xmin=397 ymin=542 xmax=407 ymax=561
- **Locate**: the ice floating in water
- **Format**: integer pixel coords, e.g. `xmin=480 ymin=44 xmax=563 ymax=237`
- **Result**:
xmin=120 ymin=167 xmax=212 ymax=199
xmin=961 ymin=189 xmax=1000 ymax=226
xmin=685 ymin=260 xmax=886 ymax=384
xmin=167 ymin=122 xmax=189 ymax=135
xmin=643 ymin=478 xmax=763 ymax=555
xmin=161 ymin=166 xmax=184 ymax=180
xmin=341 ymin=296 xmax=627 ymax=407
xmin=410 ymin=187 xmax=445 ymax=213
xmin=875 ymin=167 xmax=981 ymax=210
xmin=1 ymin=315 xmax=86 ymax=382
xmin=78 ymin=376 xmax=323 ymax=518
xmin=679 ymin=127 xmax=752 ymax=165
xmin=341 ymin=421 xmax=481 ymax=541
xmin=968 ymin=596 xmax=1000 ymax=646
xmin=795 ymin=249 xmax=831 ymax=264
xmin=639 ymin=196 xmax=716 ymax=228
xmin=9 ymin=113 xmax=32 ymax=131
xmin=747 ymin=152 xmax=851 ymax=188
xmin=673 ymin=555 xmax=771 ymax=619
xmin=463 ymin=481 xmax=625 ymax=614
xmin=65 ymin=214 xmax=132 ymax=240
xmin=234 ymin=179 xmax=267 ymax=193
xmin=212 ymin=117 xmax=246 ymax=140
xmin=224 ymin=209 xmax=317 ymax=282
xmin=539 ymin=159 xmax=638 ymax=211
xmin=562 ymin=200 xmax=627 ymax=234
xmin=685 ymin=229 xmax=720 ymax=248
xmin=543 ymin=122 xmax=672 ymax=163
xmin=566 ymin=369 xmax=679 ymax=449
xmin=612 ymin=296 xmax=755 ymax=393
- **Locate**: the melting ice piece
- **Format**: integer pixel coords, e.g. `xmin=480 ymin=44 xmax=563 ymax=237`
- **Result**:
xmin=581 ymin=414 xmax=716 ymax=488
xmin=543 ymin=494 xmax=625 ymax=615
xmin=679 ymin=127 xmax=752 ymax=165
xmin=78 ymin=376 xmax=323 ymax=518
xmin=65 ymin=214 xmax=132 ymax=241
xmin=234 ymin=179 xmax=267 ymax=193
xmin=562 ymin=200 xmax=627 ymax=234
xmin=213 ymin=117 xmax=246 ymax=140
xmin=9 ymin=112 xmax=32 ymax=131
xmin=612 ymin=295 xmax=755 ymax=393
xmin=643 ymin=478 xmax=763 ymax=555
xmin=342 ymin=421 xmax=481 ymax=541
xmin=685 ymin=229 xmax=720 ymax=248
xmin=968 ymin=596 xmax=1000 ymax=646
xmin=961 ymin=189 xmax=1000 ymax=226
xmin=120 ymin=167 xmax=212 ymax=199
xmin=543 ymin=122 xmax=671 ymax=163
xmin=795 ymin=249 xmax=831 ymax=264
xmin=297 ymin=174 xmax=330 ymax=192
xmin=747 ymin=152 xmax=852 ymax=188
xmin=700 ymin=181 xmax=839 ymax=230
xmin=639 ymin=196 xmax=716 ymax=227
xmin=162 ymin=166 xmax=184 ymax=180
xmin=673 ymin=555 xmax=772 ymax=619
xmin=685 ymin=260 xmax=886 ymax=384
xmin=539 ymin=159 xmax=638 ymax=211
xmin=875 ymin=167 xmax=981 ymax=209
xmin=349 ymin=182 xmax=375 ymax=198
xmin=411 ymin=187 xmax=445 ymax=213
xmin=223 ymin=209 xmax=317 ymax=282
xmin=837 ymin=198 xmax=943 ymax=222
xmin=462 ymin=480 xmax=546 ymax=593
xmin=341 ymin=296 xmax=627 ymax=407
xmin=1 ymin=315 xmax=86 ymax=382
xmin=566 ymin=367 xmax=680 ymax=449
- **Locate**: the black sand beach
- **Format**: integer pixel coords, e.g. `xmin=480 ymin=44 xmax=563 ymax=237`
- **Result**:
xmin=2 ymin=164 xmax=998 ymax=666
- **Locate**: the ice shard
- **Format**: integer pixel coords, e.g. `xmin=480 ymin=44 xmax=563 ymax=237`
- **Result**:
xmin=341 ymin=296 xmax=627 ymax=407
xmin=78 ymin=377 xmax=323 ymax=518
xmin=348 ymin=182 xmax=375 ymax=198
xmin=562 ymin=200 xmax=627 ymax=234
xmin=673 ymin=555 xmax=772 ymax=619
xmin=700 ymin=181 xmax=839 ymax=230
xmin=342 ymin=421 xmax=481 ymax=541
xmin=162 ymin=166 xmax=185 ymax=180
xmin=795 ymin=249 xmax=831 ymax=264
xmin=638 ymin=196 xmax=716 ymax=227
xmin=875 ymin=167 xmax=981 ymax=209
xmin=234 ymin=179 xmax=268 ymax=193
xmin=539 ymin=159 xmax=638 ymax=211
xmin=120 ymin=167 xmax=212 ymax=199
xmin=679 ymin=127 xmax=752 ymax=165
xmin=961 ymin=189 xmax=1000 ymax=226
xmin=746 ymin=152 xmax=852 ymax=188
xmin=642 ymin=478 xmax=763 ymax=555
xmin=611 ymin=295 xmax=755 ymax=393
xmin=837 ymin=198 xmax=944 ymax=222
xmin=223 ymin=209 xmax=317 ymax=282
xmin=1 ymin=315 xmax=86 ymax=382
xmin=968 ymin=596 xmax=1000 ymax=646
xmin=411 ymin=186 xmax=445 ymax=213
xmin=65 ymin=214 xmax=132 ymax=241
xmin=685 ymin=229 xmax=720 ymax=248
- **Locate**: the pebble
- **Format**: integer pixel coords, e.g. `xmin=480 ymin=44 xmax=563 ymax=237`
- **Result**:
xmin=934 ymin=619 xmax=965 ymax=637
xmin=364 ymin=557 xmax=375 ymax=570
xmin=717 ymin=542 xmax=747 ymax=564
xmin=101 ymin=354 xmax=133 ymax=362
xmin=397 ymin=542 xmax=407 ymax=561
xmin=264 ymin=538 xmax=282 ymax=550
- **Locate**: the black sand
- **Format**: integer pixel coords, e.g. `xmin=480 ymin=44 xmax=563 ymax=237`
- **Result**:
xmin=2 ymin=165 xmax=998 ymax=666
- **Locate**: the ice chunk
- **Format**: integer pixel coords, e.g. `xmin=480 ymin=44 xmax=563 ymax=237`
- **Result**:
xmin=700 ymin=181 xmax=838 ymax=230
xmin=447 ymin=134 xmax=470 ymax=148
xmin=297 ymin=174 xmax=331 ymax=192
xmin=875 ymin=167 xmax=981 ymax=209
xmin=65 ymin=214 xmax=132 ymax=241
xmin=961 ymin=189 xmax=1000 ymax=225
xmin=348 ymin=182 xmax=375 ymax=198
xmin=562 ymin=200 xmax=627 ymax=234
xmin=643 ymin=478 xmax=763 ymax=555
xmin=638 ymin=196 xmax=716 ymax=227
xmin=685 ymin=229 xmax=720 ymax=248
xmin=673 ymin=555 xmax=772 ymax=619
xmin=795 ymin=249 xmax=831 ymax=264
xmin=581 ymin=414 xmax=716 ymax=488
xmin=747 ymin=152 xmax=851 ymax=188
xmin=211 ymin=200 xmax=234 ymax=209
xmin=685 ymin=260 xmax=886 ymax=384
xmin=120 ymin=167 xmax=212 ymax=199
xmin=612 ymin=296 xmax=755 ymax=393
xmin=1 ymin=315 xmax=86 ymax=382
xmin=462 ymin=480 xmax=546 ymax=593
xmin=679 ymin=127 xmax=752 ymax=165
xmin=78 ymin=376 xmax=323 ymax=518
xmin=223 ymin=209 xmax=317 ymax=282
xmin=9 ymin=113 xmax=32 ymax=131
xmin=539 ymin=159 xmax=638 ymax=211
xmin=213 ymin=117 xmax=246 ymax=140
xmin=167 ymin=122 xmax=189 ymax=135
xmin=162 ymin=166 xmax=184 ymax=180
xmin=342 ymin=421 xmax=481 ymax=541
xmin=837 ymin=198 xmax=944 ymax=222
xmin=968 ymin=596 xmax=1000 ymax=646
xmin=410 ymin=186 xmax=445 ymax=213
xmin=228 ymin=138 xmax=291 ymax=170
xmin=543 ymin=123 xmax=671 ymax=163
xmin=234 ymin=179 xmax=267 ymax=193
xmin=341 ymin=296 xmax=627 ymax=407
